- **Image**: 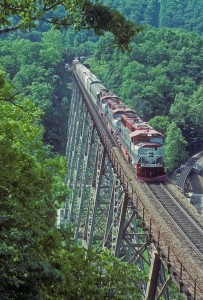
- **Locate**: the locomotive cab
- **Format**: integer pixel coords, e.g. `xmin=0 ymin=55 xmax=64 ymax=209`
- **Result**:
xmin=129 ymin=129 xmax=166 ymax=181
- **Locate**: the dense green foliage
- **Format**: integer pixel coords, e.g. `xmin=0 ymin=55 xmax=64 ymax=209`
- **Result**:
xmin=0 ymin=68 xmax=66 ymax=297
xmin=159 ymin=0 xmax=203 ymax=33
xmin=165 ymin=122 xmax=188 ymax=172
xmin=88 ymin=28 xmax=203 ymax=119
xmin=0 ymin=29 xmax=70 ymax=153
xmin=0 ymin=65 xmax=143 ymax=299
xmin=86 ymin=27 xmax=203 ymax=170
xmin=101 ymin=0 xmax=203 ymax=34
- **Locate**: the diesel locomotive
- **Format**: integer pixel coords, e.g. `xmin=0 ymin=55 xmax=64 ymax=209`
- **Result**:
xmin=72 ymin=58 xmax=166 ymax=181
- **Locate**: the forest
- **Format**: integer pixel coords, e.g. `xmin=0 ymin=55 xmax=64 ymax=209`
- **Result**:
xmin=87 ymin=27 xmax=203 ymax=172
xmin=101 ymin=0 xmax=203 ymax=34
xmin=0 ymin=0 xmax=203 ymax=298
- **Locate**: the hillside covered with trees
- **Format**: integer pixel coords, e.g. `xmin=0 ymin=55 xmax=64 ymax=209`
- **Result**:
xmin=101 ymin=0 xmax=203 ymax=34
xmin=0 ymin=60 xmax=143 ymax=299
xmin=0 ymin=0 xmax=203 ymax=298
xmin=87 ymin=27 xmax=203 ymax=171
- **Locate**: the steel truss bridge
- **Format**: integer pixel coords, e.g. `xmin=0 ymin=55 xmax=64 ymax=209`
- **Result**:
xmin=63 ymin=71 xmax=203 ymax=300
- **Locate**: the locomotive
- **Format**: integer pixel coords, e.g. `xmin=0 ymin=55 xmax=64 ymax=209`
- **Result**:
xmin=72 ymin=58 xmax=166 ymax=181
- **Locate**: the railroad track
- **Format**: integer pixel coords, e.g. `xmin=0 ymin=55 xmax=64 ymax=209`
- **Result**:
xmin=146 ymin=182 xmax=203 ymax=258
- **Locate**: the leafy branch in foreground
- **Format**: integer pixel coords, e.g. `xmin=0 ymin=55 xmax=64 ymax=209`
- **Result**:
xmin=0 ymin=67 xmax=39 ymax=117
xmin=0 ymin=0 xmax=143 ymax=50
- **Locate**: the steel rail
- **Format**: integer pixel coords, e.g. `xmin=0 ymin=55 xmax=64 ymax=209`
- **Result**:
xmin=147 ymin=183 xmax=203 ymax=258
xmin=162 ymin=184 xmax=203 ymax=232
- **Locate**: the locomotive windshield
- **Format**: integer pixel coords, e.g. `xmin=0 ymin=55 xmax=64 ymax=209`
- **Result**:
xmin=151 ymin=137 xmax=163 ymax=144
xmin=102 ymin=98 xmax=108 ymax=104
xmin=113 ymin=113 xmax=121 ymax=119
xmin=136 ymin=136 xmax=149 ymax=143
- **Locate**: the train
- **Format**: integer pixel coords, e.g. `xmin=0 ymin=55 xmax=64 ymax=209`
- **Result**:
xmin=72 ymin=58 xmax=166 ymax=181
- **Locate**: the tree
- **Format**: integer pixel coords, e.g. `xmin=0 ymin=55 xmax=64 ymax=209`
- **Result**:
xmin=148 ymin=115 xmax=170 ymax=135
xmin=165 ymin=122 xmax=188 ymax=172
xmin=186 ymin=84 xmax=203 ymax=152
xmin=0 ymin=68 xmax=67 ymax=297
xmin=10 ymin=39 xmax=41 ymax=66
xmin=27 ymin=82 xmax=54 ymax=110
xmin=159 ymin=0 xmax=203 ymax=34
xmin=0 ymin=0 xmax=143 ymax=50
xmin=39 ymin=29 xmax=64 ymax=67
xmin=48 ymin=241 xmax=144 ymax=300
xmin=0 ymin=29 xmax=71 ymax=152
xmin=169 ymin=93 xmax=190 ymax=126
xmin=12 ymin=64 xmax=47 ymax=89
xmin=188 ymin=84 xmax=203 ymax=125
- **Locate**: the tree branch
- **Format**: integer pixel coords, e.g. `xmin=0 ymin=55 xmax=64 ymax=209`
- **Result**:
xmin=0 ymin=26 xmax=20 ymax=34
xmin=0 ymin=95 xmax=37 ymax=118
xmin=0 ymin=2 xmax=30 ymax=13
xmin=43 ymin=1 xmax=64 ymax=11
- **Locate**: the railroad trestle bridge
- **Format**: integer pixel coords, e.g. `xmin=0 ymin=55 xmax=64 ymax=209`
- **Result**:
xmin=63 ymin=71 xmax=203 ymax=300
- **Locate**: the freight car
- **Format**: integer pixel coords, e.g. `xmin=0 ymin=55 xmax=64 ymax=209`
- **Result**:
xmin=72 ymin=58 xmax=166 ymax=181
